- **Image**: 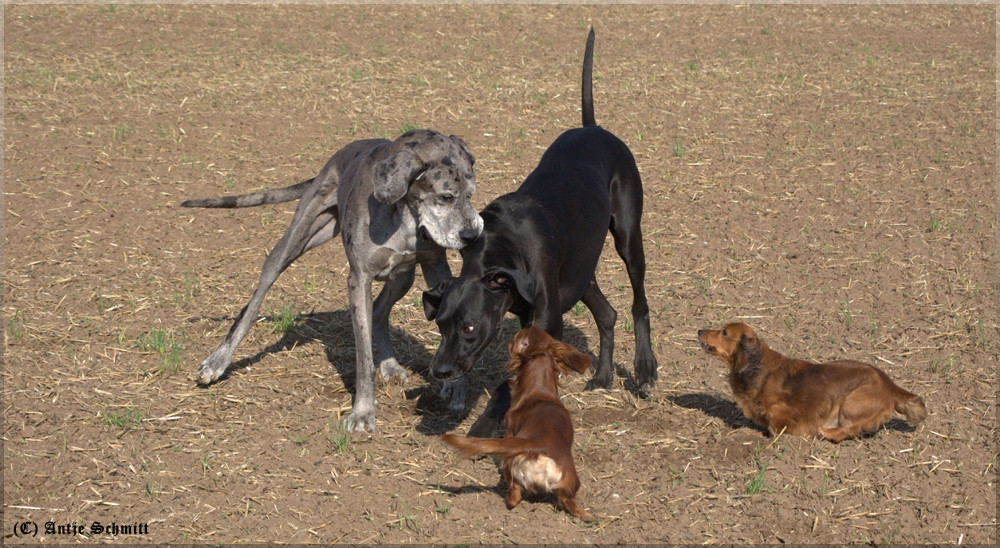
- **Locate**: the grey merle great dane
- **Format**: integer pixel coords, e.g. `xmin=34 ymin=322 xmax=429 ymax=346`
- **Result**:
xmin=182 ymin=129 xmax=483 ymax=432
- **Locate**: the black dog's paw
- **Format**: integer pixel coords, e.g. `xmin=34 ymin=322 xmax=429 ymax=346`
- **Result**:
xmin=634 ymin=353 xmax=658 ymax=396
xmin=585 ymin=374 xmax=613 ymax=391
xmin=635 ymin=372 xmax=656 ymax=398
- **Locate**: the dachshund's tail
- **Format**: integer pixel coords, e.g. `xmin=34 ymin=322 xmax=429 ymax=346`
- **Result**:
xmin=893 ymin=386 xmax=927 ymax=426
xmin=441 ymin=433 xmax=544 ymax=459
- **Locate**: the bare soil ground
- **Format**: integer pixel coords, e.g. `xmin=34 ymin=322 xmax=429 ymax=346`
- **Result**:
xmin=4 ymin=4 xmax=997 ymax=544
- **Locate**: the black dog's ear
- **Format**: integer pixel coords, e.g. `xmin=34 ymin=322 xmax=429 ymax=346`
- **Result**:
xmin=483 ymin=267 xmax=535 ymax=304
xmin=422 ymin=278 xmax=452 ymax=320
xmin=374 ymin=149 xmax=424 ymax=204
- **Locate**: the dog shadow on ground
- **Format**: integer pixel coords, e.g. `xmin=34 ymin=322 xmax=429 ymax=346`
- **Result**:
xmin=192 ymin=310 xmax=605 ymax=436
xmin=667 ymin=392 xmax=766 ymax=433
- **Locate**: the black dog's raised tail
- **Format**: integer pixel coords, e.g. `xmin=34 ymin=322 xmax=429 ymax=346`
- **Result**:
xmin=581 ymin=27 xmax=596 ymax=128
xmin=181 ymin=178 xmax=314 ymax=208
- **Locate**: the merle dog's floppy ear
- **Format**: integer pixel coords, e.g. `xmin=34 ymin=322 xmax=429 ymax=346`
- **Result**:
xmin=483 ymin=267 xmax=535 ymax=304
xmin=374 ymin=149 xmax=424 ymax=204
xmin=422 ymin=278 xmax=452 ymax=320
xmin=449 ymin=135 xmax=475 ymax=166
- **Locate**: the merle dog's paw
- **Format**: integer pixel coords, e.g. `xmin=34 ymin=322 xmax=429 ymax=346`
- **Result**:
xmin=378 ymin=358 xmax=408 ymax=384
xmin=440 ymin=376 xmax=468 ymax=413
xmin=196 ymin=349 xmax=231 ymax=385
xmin=344 ymin=405 xmax=376 ymax=434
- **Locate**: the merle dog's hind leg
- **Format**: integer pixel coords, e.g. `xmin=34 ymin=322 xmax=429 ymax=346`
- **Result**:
xmin=582 ymin=279 xmax=618 ymax=390
xmin=609 ymin=170 xmax=658 ymax=395
xmin=196 ymin=194 xmax=339 ymax=385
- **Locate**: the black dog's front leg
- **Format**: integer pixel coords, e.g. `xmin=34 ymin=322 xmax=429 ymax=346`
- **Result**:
xmin=465 ymin=379 xmax=511 ymax=438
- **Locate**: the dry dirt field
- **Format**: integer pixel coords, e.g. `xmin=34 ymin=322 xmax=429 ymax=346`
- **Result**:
xmin=4 ymin=4 xmax=997 ymax=544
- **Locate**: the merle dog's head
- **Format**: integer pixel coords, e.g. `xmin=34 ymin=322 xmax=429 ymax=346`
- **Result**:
xmin=422 ymin=266 xmax=536 ymax=381
xmin=373 ymin=129 xmax=483 ymax=250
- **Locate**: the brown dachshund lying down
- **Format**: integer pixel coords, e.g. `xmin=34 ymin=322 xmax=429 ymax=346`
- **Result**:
xmin=441 ymin=326 xmax=594 ymax=521
xmin=698 ymin=322 xmax=926 ymax=442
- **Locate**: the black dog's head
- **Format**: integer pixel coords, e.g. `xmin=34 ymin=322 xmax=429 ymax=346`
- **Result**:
xmin=422 ymin=266 xmax=536 ymax=381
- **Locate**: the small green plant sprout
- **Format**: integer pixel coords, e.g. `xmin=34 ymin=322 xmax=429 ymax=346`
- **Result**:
xmin=975 ymin=319 xmax=989 ymax=348
xmin=621 ymin=315 xmax=634 ymax=334
xmin=839 ymin=294 xmax=852 ymax=328
xmin=327 ymin=421 xmax=351 ymax=454
xmin=102 ymin=404 xmax=142 ymax=431
xmin=744 ymin=442 xmax=771 ymax=495
xmin=8 ymin=310 xmax=25 ymax=343
xmin=268 ymin=304 xmax=301 ymax=334
xmin=928 ymin=211 xmax=941 ymax=232
xmin=572 ymin=301 xmax=586 ymax=316
xmin=137 ymin=328 xmax=182 ymax=373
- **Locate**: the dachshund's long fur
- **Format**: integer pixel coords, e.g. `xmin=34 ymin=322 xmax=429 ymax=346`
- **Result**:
xmin=698 ymin=323 xmax=926 ymax=442
xmin=441 ymin=326 xmax=593 ymax=520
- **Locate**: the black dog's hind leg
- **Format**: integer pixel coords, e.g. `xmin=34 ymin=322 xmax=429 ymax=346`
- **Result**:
xmin=582 ymin=279 xmax=618 ymax=390
xmin=609 ymin=170 xmax=658 ymax=395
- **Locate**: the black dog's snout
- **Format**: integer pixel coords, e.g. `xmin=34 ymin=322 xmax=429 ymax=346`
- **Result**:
xmin=432 ymin=363 xmax=460 ymax=381
xmin=459 ymin=227 xmax=480 ymax=245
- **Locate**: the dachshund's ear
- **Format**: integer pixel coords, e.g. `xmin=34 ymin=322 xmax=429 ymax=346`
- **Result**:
xmin=737 ymin=334 xmax=763 ymax=366
xmin=549 ymin=340 xmax=592 ymax=374
xmin=422 ymin=278 xmax=453 ymax=320
xmin=509 ymin=326 xmax=539 ymax=358
xmin=374 ymin=150 xmax=424 ymax=204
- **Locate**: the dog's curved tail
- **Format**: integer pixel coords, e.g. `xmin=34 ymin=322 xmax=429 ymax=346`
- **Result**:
xmin=892 ymin=384 xmax=927 ymax=426
xmin=181 ymin=178 xmax=314 ymax=208
xmin=441 ymin=433 xmax=544 ymax=459
xmin=581 ymin=27 xmax=596 ymax=128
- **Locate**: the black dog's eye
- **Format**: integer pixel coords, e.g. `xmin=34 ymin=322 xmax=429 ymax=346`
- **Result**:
xmin=462 ymin=325 xmax=475 ymax=334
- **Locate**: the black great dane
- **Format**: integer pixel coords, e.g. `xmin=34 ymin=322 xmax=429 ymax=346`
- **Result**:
xmin=423 ymin=29 xmax=657 ymax=435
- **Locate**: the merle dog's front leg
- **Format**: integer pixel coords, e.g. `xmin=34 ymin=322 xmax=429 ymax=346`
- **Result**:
xmin=372 ymin=269 xmax=415 ymax=383
xmin=345 ymin=269 xmax=377 ymax=433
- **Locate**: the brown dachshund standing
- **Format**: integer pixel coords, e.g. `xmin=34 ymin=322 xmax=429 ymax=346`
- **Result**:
xmin=698 ymin=323 xmax=926 ymax=442
xmin=441 ymin=326 xmax=594 ymax=521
